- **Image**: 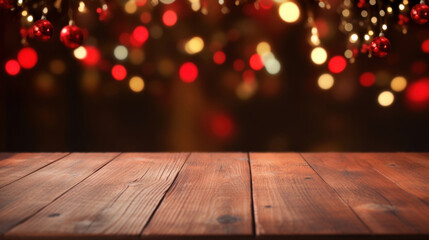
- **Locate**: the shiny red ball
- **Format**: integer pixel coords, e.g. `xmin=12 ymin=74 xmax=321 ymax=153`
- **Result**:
xmin=370 ymin=36 xmax=391 ymax=58
xmin=60 ymin=25 xmax=84 ymax=49
xmin=32 ymin=20 xmax=54 ymax=41
xmin=411 ymin=3 xmax=429 ymax=24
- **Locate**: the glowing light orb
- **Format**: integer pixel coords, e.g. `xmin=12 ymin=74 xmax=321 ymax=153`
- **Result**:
xmin=17 ymin=47 xmax=38 ymax=69
xmin=184 ymin=36 xmax=204 ymax=55
xmin=111 ymin=64 xmax=127 ymax=81
xmin=162 ymin=10 xmax=177 ymax=27
xmin=328 ymin=56 xmax=347 ymax=74
xmin=359 ymin=72 xmax=375 ymax=87
xmin=278 ymin=1 xmax=300 ymax=23
xmin=129 ymin=76 xmax=145 ymax=92
xmin=317 ymin=73 xmax=334 ymax=90
xmin=422 ymin=39 xmax=429 ymax=53
xmin=81 ymin=46 xmax=100 ymax=67
xmin=378 ymin=91 xmax=394 ymax=107
xmin=213 ymin=51 xmax=226 ymax=65
xmin=179 ymin=62 xmax=198 ymax=83
xmin=114 ymin=45 xmax=129 ymax=60
xmin=249 ymin=54 xmax=264 ymax=71
xmin=311 ymin=47 xmax=327 ymax=65
xmin=73 ymin=46 xmax=87 ymax=60
xmin=132 ymin=26 xmax=149 ymax=44
xmin=5 ymin=60 xmax=21 ymax=76
xmin=390 ymin=76 xmax=407 ymax=92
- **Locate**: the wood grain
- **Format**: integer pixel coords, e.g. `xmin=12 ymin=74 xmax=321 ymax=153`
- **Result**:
xmin=361 ymin=153 xmax=429 ymax=204
xmin=302 ymin=153 xmax=429 ymax=234
xmin=6 ymin=153 xmax=189 ymax=239
xmin=0 ymin=153 xmax=68 ymax=188
xmin=0 ymin=153 xmax=118 ymax=235
xmin=250 ymin=153 xmax=369 ymax=239
xmin=142 ymin=153 xmax=252 ymax=240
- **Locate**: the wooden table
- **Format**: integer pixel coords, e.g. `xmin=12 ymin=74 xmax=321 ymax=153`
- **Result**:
xmin=0 ymin=153 xmax=428 ymax=239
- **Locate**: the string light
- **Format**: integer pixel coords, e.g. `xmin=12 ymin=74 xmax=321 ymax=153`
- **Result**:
xmin=378 ymin=91 xmax=395 ymax=107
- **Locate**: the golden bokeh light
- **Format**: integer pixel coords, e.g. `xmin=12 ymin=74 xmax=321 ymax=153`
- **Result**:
xmin=378 ymin=91 xmax=394 ymax=107
xmin=317 ymin=73 xmax=334 ymax=90
xmin=256 ymin=41 xmax=271 ymax=56
xmin=390 ymin=76 xmax=407 ymax=92
xmin=73 ymin=46 xmax=87 ymax=60
xmin=278 ymin=1 xmax=300 ymax=23
xmin=311 ymin=47 xmax=328 ymax=65
xmin=184 ymin=36 xmax=204 ymax=55
xmin=129 ymin=76 xmax=145 ymax=92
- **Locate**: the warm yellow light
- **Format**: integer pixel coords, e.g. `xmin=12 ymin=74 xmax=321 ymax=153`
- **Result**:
xmin=311 ymin=47 xmax=328 ymax=65
xmin=390 ymin=76 xmax=407 ymax=92
xmin=378 ymin=91 xmax=394 ymax=107
xmin=349 ymin=33 xmax=359 ymax=43
xmin=278 ymin=1 xmax=300 ymax=23
xmin=256 ymin=41 xmax=271 ymax=55
xmin=129 ymin=76 xmax=145 ymax=92
xmin=73 ymin=46 xmax=87 ymax=60
xmin=184 ymin=36 xmax=204 ymax=55
xmin=124 ymin=0 xmax=137 ymax=14
xmin=318 ymin=73 xmax=334 ymax=90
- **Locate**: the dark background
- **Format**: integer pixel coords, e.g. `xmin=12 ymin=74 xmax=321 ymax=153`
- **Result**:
xmin=1 ymin=0 xmax=428 ymax=152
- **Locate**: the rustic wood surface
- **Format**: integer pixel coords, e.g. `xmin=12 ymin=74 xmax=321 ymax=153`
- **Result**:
xmin=0 ymin=152 xmax=428 ymax=240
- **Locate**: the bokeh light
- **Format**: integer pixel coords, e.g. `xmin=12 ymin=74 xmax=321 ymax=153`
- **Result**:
xmin=162 ymin=10 xmax=177 ymax=27
xmin=328 ymin=56 xmax=347 ymax=74
xmin=233 ymin=59 xmax=245 ymax=72
xmin=256 ymin=41 xmax=271 ymax=56
xmin=422 ymin=39 xmax=429 ymax=53
xmin=378 ymin=91 xmax=394 ymax=107
xmin=111 ymin=64 xmax=127 ymax=81
xmin=114 ymin=45 xmax=129 ymax=60
xmin=359 ymin=72 xmax=376 ymax=87
xmin=129 ymin=76 xmax=145 ymax=92
xmin=406 ymin=78 xmax=429 ymax=108
xmin=5 ymin=60 xmax=21 ymax=76
xmin=184 ymin=36 xmax=204 ymax=55
xmin=179 ymin=62 xmax=198 ymax=83
xmin=210 ymin=114 xmax=234 ymax=138
xmin=17 ymin=47 xmax=38 ymax=69
xmin=249 ymin=54 xmax=264 ymax=71
xmin=278 ymin=1 xmax=300 ymax=23
xmin=73 ymin=46 xmax=87 ymax=60
xmin=132 ymin=26 xmax=149 ymax=44
xmin=318 ymin=73 xmax=334 ymax=90
xmin=213 ymin=51 xmax=226 ymax=65
xmin=390 ymin=76 xmax=407 ymax=92
xmin=81 ymin=46 xmax=100 ymax=67
xmin=311 ymin=47 xmax=327 ymax=65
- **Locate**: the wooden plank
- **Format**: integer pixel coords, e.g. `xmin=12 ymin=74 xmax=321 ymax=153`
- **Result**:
xmin=142 ymin=153 xmax=252 ymax=240
xmin=250 ymin=153 xmax=369 ymax=239
xmin=6 ymin=153 xmax=189 ymax=239
xmin=0 ymin=152 xmax=119 ymax=235
xmin=302 ymin=153 xmax=429 ymax=234
xmin=360 ymin=153 xmax=429 ymax=204
xmin=0 ymin=153 xmax=69 ymax=188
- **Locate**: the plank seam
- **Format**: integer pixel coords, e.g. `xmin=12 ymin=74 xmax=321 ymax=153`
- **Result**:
xmin=3 ymin=152 xmax=123 ymax=235
xmin=138 ymin=152 xmax=192 ymax=237
xmin=0 ymin=152 xmax=71 ymax=190
xmin=299 ymin=153 xmax=374 ymax=235
xmin=247 ymin=152 xmax=257 ymax=240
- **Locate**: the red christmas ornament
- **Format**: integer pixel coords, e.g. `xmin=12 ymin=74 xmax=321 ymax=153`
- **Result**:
xmin=32 ymin=20 xmax=54 ymax=41
xmin=398 ymin=14 xmax=410 ymax=26
xmin=60 ymin=25 xmax=84 ymax=49
xmin=411 ymin=3 xmax=429 ymax=24
xmin=370 ymin=36 xmax=391 ymax=57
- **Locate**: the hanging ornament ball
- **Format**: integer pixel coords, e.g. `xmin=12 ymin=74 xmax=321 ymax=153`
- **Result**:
xmin=60 ymin=25 xmax=84 ymax=49
xmin=32 ymin=20 xmax=54 ymax=41
xmin=411 ymin=3 xmax=429 ymax=24
xmin=370 ymin=36 xmax=391 ymax=58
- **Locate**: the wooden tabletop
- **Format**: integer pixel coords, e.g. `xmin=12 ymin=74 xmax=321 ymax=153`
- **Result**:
xmin=0 ymin=153 xmax=428 ymax=239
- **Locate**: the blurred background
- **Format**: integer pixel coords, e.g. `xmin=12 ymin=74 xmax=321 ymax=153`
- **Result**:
xmin=0 ymin=0 xmax=429 ymax=152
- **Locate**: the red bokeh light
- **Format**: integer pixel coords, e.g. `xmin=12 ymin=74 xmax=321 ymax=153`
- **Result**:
xmin=111 ymin=64 xmax=127 ymax=81
xmin=328 ymin=55 xmax=347 ymax=74
xmin=5 ymin=59 xmax=21 ymax=76
xmin=162 ymin=10 xmax=177 ymax=27
xmin=132 ymin=26 xmax=149 ymax=45
xmin=359 ymin=72 xmax=376 ymax=87
xmin=210 ymin=114 xmax=234 ymax=138
xmin=411 ymin=61 xmax=427 ymax=75
xmin=233 ymin=59 xmax=245 ymax=71
xmin=135 ymin=0 xmax=147 ymax=6
xmin=422 ymin=39 xmax=429 ymax=53
xmin=17 ymin=47 xmax=38 ymax=69
xmin=179 ymin=62 xmax=198 ymax=83
xmin=119 ymin=32 xmax=131 ymax=46
xmin=81 ymin=46 xmax=100 ymax=67
xmin=249 ymin=54 xmax=264 ymax=71
xmin=259 ymin=0 xmax=273 ymax=9
xmin=140 ymin=12 xmax=151 ymax=24
xmin=243 ymin=70 xmax=255 ymax=83
xmin=406 ymin=78 xmax=429 ymax=110
xmin=213 ymin=51 xmax=226 ymax=65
